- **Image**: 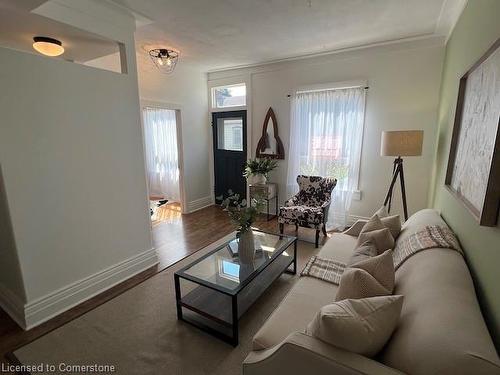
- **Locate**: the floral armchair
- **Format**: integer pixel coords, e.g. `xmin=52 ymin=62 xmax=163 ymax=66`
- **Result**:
xmin=278 ymin=175 xmax=337 ymax=247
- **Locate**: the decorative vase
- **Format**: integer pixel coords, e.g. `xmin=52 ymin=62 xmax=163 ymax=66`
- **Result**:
xmin=238 ymin=229 xmax=256 ymax=264
xmin=249 ymin=174 xmax=267 ymax=185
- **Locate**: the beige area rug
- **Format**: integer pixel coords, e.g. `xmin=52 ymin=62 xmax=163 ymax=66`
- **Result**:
xmin=13 ymin=233 xmax=320 ymax=375
xmin=279 ymin=225 xmax=332 ymax=247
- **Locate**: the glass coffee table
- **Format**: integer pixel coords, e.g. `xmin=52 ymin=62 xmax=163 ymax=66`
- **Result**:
xmin=174 ymin=229 xmax=297 ymax=346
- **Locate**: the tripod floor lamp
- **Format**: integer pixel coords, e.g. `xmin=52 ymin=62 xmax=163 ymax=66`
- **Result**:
xmin=380 ymin=130 xmax=423 ymax=221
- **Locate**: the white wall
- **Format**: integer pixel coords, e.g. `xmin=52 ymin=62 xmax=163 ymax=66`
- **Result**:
xmin=137 ymin=61 xmax=211 ymax=211
xmin=0 ymin=1 xmax=156 ymax=328
xmin=208 ymin=38 xmax=445 ymax=220
xmin=0 ymin=165 xmax=27 ymax=322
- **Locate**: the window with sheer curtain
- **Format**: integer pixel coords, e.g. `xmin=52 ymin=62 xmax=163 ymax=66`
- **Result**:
xmin=287 ymin=86 xmax=366 ymax=230
xmin=143 ymin=107 xmax=180 ymax=202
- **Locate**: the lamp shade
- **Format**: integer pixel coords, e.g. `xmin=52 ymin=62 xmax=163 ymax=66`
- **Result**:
xmin=380 ymin=130 xmax=423 ymax=156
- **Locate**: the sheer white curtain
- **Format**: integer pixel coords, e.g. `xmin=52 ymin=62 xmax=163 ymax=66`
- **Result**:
xmin=287 ymin=87 xmax=366 ymax=230
xmin=143 ymin=107 xmax=180 ymax=201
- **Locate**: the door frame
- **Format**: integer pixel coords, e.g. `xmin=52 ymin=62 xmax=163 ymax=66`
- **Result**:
xmin=207 ymin=75 xmax=252 ymax=204
xmin=140 ymin=99 xmax=188 ymax=215
xmin=212 ymin=110 xmax=248 ymax=203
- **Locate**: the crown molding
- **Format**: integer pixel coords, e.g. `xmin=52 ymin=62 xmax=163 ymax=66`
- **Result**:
xmin=208 ymin=34 xmax=445 ymax=76
xmin=435 ymin=0 xmax=468 ymax=43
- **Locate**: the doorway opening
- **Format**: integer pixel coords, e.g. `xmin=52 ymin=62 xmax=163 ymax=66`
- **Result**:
xmin=142 ymin=106 xmax=184 ymax=224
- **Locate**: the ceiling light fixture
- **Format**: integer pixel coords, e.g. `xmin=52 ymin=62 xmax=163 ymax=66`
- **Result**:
xmin=149 ymin=48 xmax=179 ymax=73
xmin=32 ymin=36 xmax=64 ymax=57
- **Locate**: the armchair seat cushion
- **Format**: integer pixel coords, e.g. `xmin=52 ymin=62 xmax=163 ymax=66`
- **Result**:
xmin=278 ymin=205 xmax=324 ymax=229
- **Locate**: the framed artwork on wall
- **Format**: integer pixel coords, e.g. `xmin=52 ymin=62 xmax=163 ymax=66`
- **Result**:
xmin=445 ymin=38 xmax=500 ymax=227
xmin=256 ymin=107 xmax=285 ymax=160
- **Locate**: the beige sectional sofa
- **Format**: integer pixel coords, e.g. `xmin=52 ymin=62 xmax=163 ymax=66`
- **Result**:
xmin=243 ymin=209 xmax=500 ymax=375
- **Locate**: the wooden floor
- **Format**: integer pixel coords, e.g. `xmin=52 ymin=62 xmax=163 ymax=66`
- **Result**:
xmin=152 ymin=202 xmax=280 ymax=269
xmin=0 ymin=203 xmax=285 ymax=364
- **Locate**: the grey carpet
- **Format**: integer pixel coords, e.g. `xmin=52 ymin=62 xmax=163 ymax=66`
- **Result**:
xmin=14 ymin=233 xmax=320 ymax=375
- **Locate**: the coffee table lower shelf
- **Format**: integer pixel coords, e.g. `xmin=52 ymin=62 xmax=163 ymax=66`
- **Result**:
xmin=174 ymin=239 xmax=297 ymax=346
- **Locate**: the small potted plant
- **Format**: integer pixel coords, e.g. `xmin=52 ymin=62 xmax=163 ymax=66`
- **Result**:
xmin=219 ymin=191 xmax=265 ymax=264
xmin=243 ymin=158 xmax=278 ymax=184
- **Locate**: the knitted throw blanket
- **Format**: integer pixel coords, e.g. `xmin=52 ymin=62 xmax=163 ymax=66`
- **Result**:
xmin=301 ymin=225 xmax=461 ymax=284
xmin=300 ymin=256 xmax=346 ymax=285
xmin=392 ymin=225 xmax=462 ymax=270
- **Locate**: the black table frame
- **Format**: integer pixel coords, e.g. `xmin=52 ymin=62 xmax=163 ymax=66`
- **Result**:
xmin=174 ymin=230 xmax=297 ymax=346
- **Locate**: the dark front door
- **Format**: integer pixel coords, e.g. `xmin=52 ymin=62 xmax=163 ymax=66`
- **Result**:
xmin=212 ymin=110 xmax=247 ymax=203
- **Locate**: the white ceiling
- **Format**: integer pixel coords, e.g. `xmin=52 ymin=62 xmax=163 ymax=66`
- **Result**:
xmin=0 ymin=1 xmax=120 ymax=63
xmin=113 ymin=0 xmax=467 ymax=72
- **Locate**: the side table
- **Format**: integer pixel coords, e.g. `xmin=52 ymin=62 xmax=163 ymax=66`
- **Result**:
xmin=249 ymin=183 xmax=278 ymax=221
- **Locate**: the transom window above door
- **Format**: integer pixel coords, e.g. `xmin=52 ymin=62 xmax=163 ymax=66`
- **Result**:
xmin=211 ymin=83 xmax=246 ymax=109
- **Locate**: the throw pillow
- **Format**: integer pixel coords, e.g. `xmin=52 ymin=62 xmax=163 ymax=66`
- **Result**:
xmin=374 ymin=205 xmax=388 ymax=218
xmin=335 ymin=268 xmax=390 ymax=301
xmin=348 ymin=240 xmax=378 ymax=265
xmin=350 ymin=249 xmax=394 ymax=290
xmin=357 ymin=228 xmax=394 ymax=253
xmin=359 ymin=214 xmax=385 ymax=234
xmin=305 ymin=295 xmax=404 ymax=357
xmin=380 ymin=215 xmax=402 ymax=239
xmin=336 ymin=250 xmax=395 ymax=301
xmin=361 ymin=210 xmax=402 ymax=240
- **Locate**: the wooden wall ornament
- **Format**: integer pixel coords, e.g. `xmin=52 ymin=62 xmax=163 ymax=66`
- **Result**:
xmin=445 ymin=37 xmax=500 ymax=227
xmin=256 ymin=107 xmax=285 ymax=159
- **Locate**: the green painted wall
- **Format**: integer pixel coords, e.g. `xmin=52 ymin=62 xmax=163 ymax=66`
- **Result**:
xmin=430 ymin=0 xmax=500 ymax=348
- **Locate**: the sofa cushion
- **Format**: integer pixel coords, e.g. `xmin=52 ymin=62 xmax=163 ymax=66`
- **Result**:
xmin=252 ymin=233 xmax=356 ymax=351
xmin=306 ymin=295 xmax=404 ymax=357
xmin=317 ymin=233 xmax=358 ymax=260
xmin=252 ymin=276 xmax=337 ymax=351
xmin=380 ymin=209 xmax=500 ymax=375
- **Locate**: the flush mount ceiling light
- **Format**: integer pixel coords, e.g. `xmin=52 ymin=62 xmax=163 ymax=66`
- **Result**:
xmin=149 ymin=48 xmax=179 ymax=73
xmin=32 ymin=36 xmax=64 ymax=57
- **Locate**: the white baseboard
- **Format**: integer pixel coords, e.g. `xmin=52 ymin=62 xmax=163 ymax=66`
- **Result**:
xmin=22 ymin=247 xmax=158 ymax=330
xmin=187 ymin=195 xmax=214 ymax=213
xmin=0 ymin=283 xmax=26 ymax=328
